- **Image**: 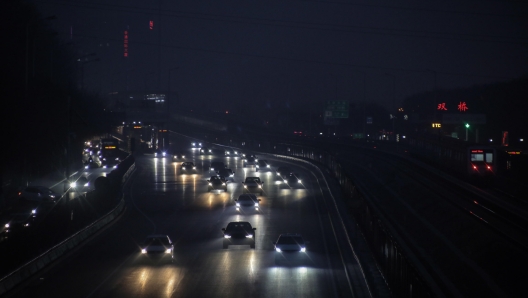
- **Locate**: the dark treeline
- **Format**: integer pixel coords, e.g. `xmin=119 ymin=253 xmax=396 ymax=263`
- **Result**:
xmin=1 ymin=0 xmax=112 ymax=189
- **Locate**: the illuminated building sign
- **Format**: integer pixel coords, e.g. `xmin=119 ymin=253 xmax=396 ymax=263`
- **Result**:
xmin=507 ymin=151 xmax=521 ymax=155
xmin=149 ymin=20 xmax=154 ymax=30
xmin=104 ymin=146 xmax=117 ymax=149
xmin=431 ymin=123 xmax=441 ymax=128
xmin=471 ymin=150 xmax=483 ymax=153
xmin=458 ymin=101 xmax=468 ymax=112
xmin=124 ymin=30 xmax=128 ymax=57
xmin=133 ymin=126 xmax=142 ymax=129
xmin=437 ymin=103 xmax=447 ymax=111
xmin=159 ymin=129 xmax=168 ymax=132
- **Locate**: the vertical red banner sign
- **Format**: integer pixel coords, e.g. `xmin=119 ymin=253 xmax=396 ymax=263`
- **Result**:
xmin=124 ymin=30 xmax=128 ymax=57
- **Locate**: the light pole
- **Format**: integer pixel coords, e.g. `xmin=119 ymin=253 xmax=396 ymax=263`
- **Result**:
xmin=168 ymin=67 xmax=179 ymax=120
xmin=426 ymin=69 xmax=438 ymax=122
xmin=385 ymin=73 xmax=396 ymax=142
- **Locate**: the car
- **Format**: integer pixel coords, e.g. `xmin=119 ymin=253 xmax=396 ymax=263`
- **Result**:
xmin=210 ymin=161 xmax=226 ymax=173
xmin=140 ymin=235 xmax=174 ymax=262
xmin=154 ymin=149 xmax=169 ymax=158
xmin=200 ymin=147 xmax=213 ymax=155
xmin=18 ymin=186 xmax=60 ymax=203
xmin=283 ymin=172 xmax=302 ymax=184
xmin=235 ymin=194 xmax=261 ymax=212
xmin=273 ymin=233 xmax=308 ymax=253
xmin=217 ymin=168 xmax=235 ymax=180
xmin=191 ymin=142 xmax=202 ymax=149
xmin=225 ymin=148 xmax=239 ymax=156
xmin=221 ymin=221 xmax=256 ymax=249
xmin=256 ymin=160 xmax=270 ymax=171
xmin=243 ymin=156 xmax=258 ymax=168
xmin=207 ymin=176 xmax=227 ymax=192
xmin=101 ymin=156 xmax=120 ymax=169
xmin=1 ymin=200 xmax=40 ymax=234
xmin=70 ymin=176 xmax=89 ymax=190
xmin=172 ymin=151 xmax=186 ymax=160
xmin=243 ymin=177 xmax=264 ymax=194
xmin=84 ymin=155 xmax=102 ymax=169
xmin=276 ymin=166 xmax=293 ymax=178
xmin=180 ymin=162 xmax=196 ymax=172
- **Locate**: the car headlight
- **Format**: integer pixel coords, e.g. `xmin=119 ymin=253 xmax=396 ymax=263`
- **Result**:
xmin=245 ymin=235 xmax=253 ymax=238
xmin=222 ymin=183 xmax=226 ymax=185
xmin=32 ymin=209 xmax=37 ymax=214
xmin=199 ymin=143 xmax=202 ymax=146
xmin=275 ymin=247 xmax=281 ymax=252
xmin=301 ymin=247 xmax=306 ymax=252
xmin=4 ymin=223 xmax=9 ymax=228
xmin=85 ymin=165 xmax=89 ymax=169
xmin=284 ymin=180 xmax=287 ymax=183
xmin=208 ymin=150 xmax=211 ymax=152
xmin=254 ymin=203 xmax=259 ymax=206
xmin=84 ymin=183 xmax=89 ymax=187
xmin=165 ymin=248 xmax=172 ymax=254
xmin=258 ymin=185 xmax=262 ymax=188
xmin=113 ymin=165 xmax=117 ymax=168
xmin=182 ymin=156 xmax=185 ymax=158
xmin=24 ymin=223 xmax=30 ymax=227
xmin=224 ymin=235 xmax=231 ymax=238
xmin=256 ymin=165 xmax=259 ymax=168
xmin=103 ymin=165 xmax=107 ymax=168
xmin=193 ymin=167 xmax=196 ymax=169
xmin=192 ymin=143 xmax=195 ymax=146
xmin=208 ymin=183 xmax=212 ymax=186
xmin=115 ymin=157 xmax=119 ymax=161
xmin=70 ymin=182 xmax=77 ymax=188
xmin=182 ymin=167 xmax=186 ymax=170
xmin=244 ymin=185 xmax=247 ymax=188
xmin=298 ymin=180 xmax=302 ymax=183
xmin=162 ymin=152 xmax=166 ymax=156
xmin=211 ymin=168 xmax=214 ymax=171
xmin=234 ymin=151 xmax=238 ymax=154
xmin=49 ymin=194 xmax=56 ymax=198
xmin=103 ymin=158 xmax=106 ymax=161
xmin=141 ymin=248 xmax=147 ymax=254
xmin=236 ymin=202 xmax=240 ymax=206
xmin=267 ymin=165 xmax=270 ymax=168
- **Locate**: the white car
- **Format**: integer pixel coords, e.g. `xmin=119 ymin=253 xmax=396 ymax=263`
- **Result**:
xmin=243 ymin=177 xmax=264 ymax=195
xmin=18 ymin=186 xmax=60 ymax=203
xmin=140 ymin=235 xmax=174 ymax=262
xmin=273 ymin=233 xmax=308 ymax=253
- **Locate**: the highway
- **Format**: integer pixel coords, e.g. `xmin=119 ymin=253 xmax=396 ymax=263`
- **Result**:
xmin=10 ymin=136 xmax=370 ymax=297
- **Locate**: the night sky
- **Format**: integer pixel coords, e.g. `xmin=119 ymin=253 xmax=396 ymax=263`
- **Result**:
xmin=31 ymin=0 xmax=528 ymax=112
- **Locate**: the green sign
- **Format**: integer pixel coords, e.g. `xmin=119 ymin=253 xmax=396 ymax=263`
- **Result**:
xmin=325 ymin=100 xmax=349 ymax=118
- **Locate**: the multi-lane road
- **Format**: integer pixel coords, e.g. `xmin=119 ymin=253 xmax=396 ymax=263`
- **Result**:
xmin=10 ymin=136 xmax=371 ymax=297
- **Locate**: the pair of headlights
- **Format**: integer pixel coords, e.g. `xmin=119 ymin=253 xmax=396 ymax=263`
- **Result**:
xmin=275 ymin=247 xmax=306 ymax=252
xmin=141 ymin=248 xmax=172 ymax=254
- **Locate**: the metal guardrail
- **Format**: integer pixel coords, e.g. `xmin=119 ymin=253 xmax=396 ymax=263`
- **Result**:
xmin=0 ymin=163 xmax=136 ymax=296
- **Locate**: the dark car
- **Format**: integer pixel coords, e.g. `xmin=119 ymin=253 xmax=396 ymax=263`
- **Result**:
xmin=217 ymin=168 xmax=235 ymax=181
xmin=1 ymin=200 xmax=40 ymax=234
xmin=180 ymin=162 xmax=196 ymax=172
xmin=172 ymin=151 xmax=186 ymax=160
xmin=283 ymin=172 xmax=302 ymax=184
xmin=200 ymin=147 xmax=213 ymax=155
xmin=140 ymin=235 xmax=174 ymax=262
xmin=256 ymin=160 xmax=270 ymax=171
xmin=243 ymin=177 xmax=264 ymax=194
xmin=235 ymin=194 xmax=261 ymax=212
xmin=273 ymin=233 xmax=308 ymax=252
xmin=210 ymin=161 xmax=226 ymax=173
xmin=207 ymin=176 xmax=227 ymax=192
xmin=222 ymin=221 xmax=256 ymax=249
xmin=18 ymin=186 xmax=60 ymax=203
xmin=224 ymin=148 xmax=239 ymax=156
xmin=276 ymin=166 xmax=293 ymax=178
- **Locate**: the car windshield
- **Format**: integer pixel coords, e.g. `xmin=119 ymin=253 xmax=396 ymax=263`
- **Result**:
xmin=210 ymin=176 xmax=221 ymax=181
xmin=183 ymin=162 xmax=193 ymax=166
xmin=245 ymin=177 xmax=260 ymax=183
xmin=238 ymin=195 xmax=254 ymax=202
xmin=277 ymin=236 xmax=304 ymax=245
xmin=144 ymin=237 xmax=170 ymax=246
xmin=226 ymin=222 xmax=252 ymax=230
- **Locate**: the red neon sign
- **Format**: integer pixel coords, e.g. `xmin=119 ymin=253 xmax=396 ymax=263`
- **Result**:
xmin=437 ymin=103 xmax=447 ymax=111
xmin=458 ymin=101 xmax=468 ymax=112
xmin=471 ymin=150 xmax=483 ymax=153
xmin=149 ymin=20 xmax=154 ymax=30
xmin=124 ymin=30 xmax=128 ymax=57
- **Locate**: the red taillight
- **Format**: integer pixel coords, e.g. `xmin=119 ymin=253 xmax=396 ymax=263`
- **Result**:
xmin=487 ymin=165 xmax=491 ymax=170
xmin=18 ymin=192 xmax=22 ymax=196
xmin=473 ymin=165 xmax=477 ymax=170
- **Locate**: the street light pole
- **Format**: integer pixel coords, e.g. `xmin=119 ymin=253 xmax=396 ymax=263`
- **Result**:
xmin=168 ymin=67 xmax=179 ymax=121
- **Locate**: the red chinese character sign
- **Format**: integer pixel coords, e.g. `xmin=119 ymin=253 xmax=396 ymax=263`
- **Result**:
xmin=123 ymin=30 xmax=128 ymax=57
xmin=458 ymin=101 xmax=468 ymax=112
xmin=437 ymin=103 xmax=447 ymax=111
xmin=149 ymin=20 xmax=154 ymax=30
